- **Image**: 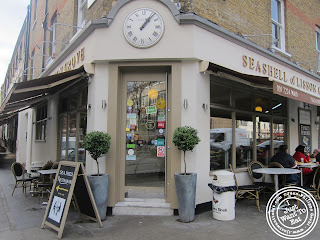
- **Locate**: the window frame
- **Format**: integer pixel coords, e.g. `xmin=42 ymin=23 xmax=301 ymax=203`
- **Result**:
xmin=77 ymin=0 xmax=87 ymax=30
xmin=316 ymin=27 xmax=320 ymax=72
xmin=49 ymin=14 xmax=57 ymax=58
xmin=271 ymin=0 xmax=286 ymax=52
xmin=35 ymin=103 xmax=48 ymax=141
xmin=32 ymin=0 xmax=38 ymax=29
xmin=210 ymin=77 xmax=288 ymax=171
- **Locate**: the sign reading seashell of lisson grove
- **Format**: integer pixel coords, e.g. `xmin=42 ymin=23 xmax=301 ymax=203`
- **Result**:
xmin=242 ymin=55 xmax=320 ymax=106
xmin=53 ymin=47 xmax=85 ymax=75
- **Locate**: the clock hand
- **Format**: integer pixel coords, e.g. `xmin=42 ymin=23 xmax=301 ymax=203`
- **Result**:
xmin=140 ymin=12 xmax=155 ymax=31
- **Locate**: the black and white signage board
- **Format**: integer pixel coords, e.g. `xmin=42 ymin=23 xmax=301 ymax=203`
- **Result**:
xmin=41 ymin=161 xmax=102 ymax=239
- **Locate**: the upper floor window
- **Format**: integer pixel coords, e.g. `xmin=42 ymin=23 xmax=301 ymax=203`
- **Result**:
xmin=35 ymin=104 xmax=48 ymax=141
xmin=32 ymin=0 xmax=38 ymax=28
xmin=271 ymin=0 xmax=285 ymax=51
xmin=77 ymin=0 xmax=87 ymax=30
xmin=49 ymin=14 xmax=57 ymax=57
xmin=316 ymin=27 xmax=320 ymax=72
xmin=30 ymin=49 xmax=35 ymax=79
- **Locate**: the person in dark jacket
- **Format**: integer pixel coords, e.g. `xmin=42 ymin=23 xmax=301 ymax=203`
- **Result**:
xmin=270 ymin=144 xmax=298 ymax=183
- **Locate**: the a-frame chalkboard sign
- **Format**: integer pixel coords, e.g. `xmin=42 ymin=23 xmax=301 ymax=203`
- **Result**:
xmin=41 ymin=161 xmax=102 ymax=239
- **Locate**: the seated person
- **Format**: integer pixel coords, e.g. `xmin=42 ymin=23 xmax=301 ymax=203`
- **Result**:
xmin=311 ymin=148 xmax=320 ymax=163
xmin=270 ymin=144 xmax=298 ymax=183
xmin=293 ymin=145 xmax=314 ymax=186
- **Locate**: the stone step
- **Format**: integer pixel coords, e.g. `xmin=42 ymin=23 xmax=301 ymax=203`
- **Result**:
xmin=113 ymin=198 xmax=173 ymax=216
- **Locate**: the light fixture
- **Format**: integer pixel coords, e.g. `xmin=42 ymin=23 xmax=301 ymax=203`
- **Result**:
xmin=272 ymin=103 xmax=282 ymax=110
xmin=183 ymin=99 xmax=188 ymax=109
xmin=202 ymin=103 xmax=208 ymax=110
xmin=102 ymin=100 xmax=107 ymax=109
xmin=255 ymin=106 xmax=262 ymax=112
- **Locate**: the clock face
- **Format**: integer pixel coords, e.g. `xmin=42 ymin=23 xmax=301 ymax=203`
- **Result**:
xmin=123 ymin=8 xmax=164 ymax=48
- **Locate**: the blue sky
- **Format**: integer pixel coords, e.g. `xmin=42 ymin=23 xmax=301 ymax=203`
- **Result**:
xmin=0 ymin=0 xmax=29 ymax=85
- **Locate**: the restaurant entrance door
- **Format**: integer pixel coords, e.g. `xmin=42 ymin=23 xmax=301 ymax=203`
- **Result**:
xmin=122 ymin=71 xmax=168 ymax=199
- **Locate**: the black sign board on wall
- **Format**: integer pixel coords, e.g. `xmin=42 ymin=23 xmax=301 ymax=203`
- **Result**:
xmin=41 ymin=161 xmax=102 ymax=239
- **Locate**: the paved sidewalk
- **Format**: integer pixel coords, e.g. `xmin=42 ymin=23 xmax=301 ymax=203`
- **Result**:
xmin=1 ymin=161 xmax=319 ymax=240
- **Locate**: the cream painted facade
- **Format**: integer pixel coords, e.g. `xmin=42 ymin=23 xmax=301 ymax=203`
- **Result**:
xmin=15 ymin=0 xmax=320 ymax=212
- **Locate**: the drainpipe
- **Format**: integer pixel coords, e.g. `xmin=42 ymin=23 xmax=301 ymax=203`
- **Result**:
xmin=41 ymin=0 xmax=49 ymax=73
xmin=23 ymin=3 xmax=31 ymax=82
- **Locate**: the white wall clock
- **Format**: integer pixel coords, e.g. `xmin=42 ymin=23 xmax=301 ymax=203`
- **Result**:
xmin=123 ymin=8 xmax=165 ymax=48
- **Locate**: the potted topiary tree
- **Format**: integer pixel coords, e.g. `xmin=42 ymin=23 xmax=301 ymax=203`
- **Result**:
xmin=83 ymin=131 xmax=111 ymax=221
xmin=172 ymin=126 xmax=200 ymax=223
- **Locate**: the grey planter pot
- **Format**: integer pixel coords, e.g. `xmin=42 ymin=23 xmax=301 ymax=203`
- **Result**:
xmin=87 ymin=174 xmax=109 ymax=221
xmin=174 ymin=173 xmax=197 ymax=223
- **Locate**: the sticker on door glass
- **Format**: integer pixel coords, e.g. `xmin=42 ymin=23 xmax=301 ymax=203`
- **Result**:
xmin=157 ymin=146 xmax=165 ymax=157
xmin=126 ymin=155 xmax=136 ymax=161
xmin=145 ymin=120 xmax=155 ymax=130
xmin=148 ymin=89 xmax=158 ymax=100
xmin=157 ymin=121 xmax=165 ymax=129
xmin=127 ymin=113 xmax=136 ymax=119
xmin=158 ymin=115 xmax=166 ymax=121
xmin=146 ymin=106 xmax=157 ymax=114
xmin=156 ymin=98 xmax=166 ymax=109
xmin=157 ymin=139 xmax=165 ymax=146
xmin=128 ymin=149 xmax=134 ymax=155
xmin=127 ymin=99 xmax=134 ymax=106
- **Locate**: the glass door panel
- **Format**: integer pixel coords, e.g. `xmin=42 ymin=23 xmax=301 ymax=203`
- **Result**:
xmin=125 ymin=81 xmax=167 ymax=189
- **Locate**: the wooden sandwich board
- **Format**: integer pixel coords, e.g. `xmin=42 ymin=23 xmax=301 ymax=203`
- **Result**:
xmin=41 ymin=161 xmax=102 ymax=239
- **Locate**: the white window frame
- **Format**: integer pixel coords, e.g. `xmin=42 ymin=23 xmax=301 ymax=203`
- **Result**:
xmin=49 ymin=14 xmax=57 ymax=58
xmin=316 ymin=27 xmax=320 ymax=72
xmin=77 ymin=0 xmax=87 ymax=30
xmin=271 ymin=0 xmax=286 ymax=52
xmin=35 ymin=104 xmax=48 ymax=141
xmin=32 ymin=0 xmax=38 ymax=29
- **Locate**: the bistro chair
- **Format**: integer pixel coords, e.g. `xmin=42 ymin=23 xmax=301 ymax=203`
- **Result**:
xmin=34 ymin=161 xmax=54 ymax=203
xmin=11 ymin=162 xmax=36 ymax=196
xmin=229 ymin=164 xmax=262 ymax=212
xmin=248 ymin=161 xmax=274 ymax=193
xmin=301 ymin=167 xmax=320 ymax=200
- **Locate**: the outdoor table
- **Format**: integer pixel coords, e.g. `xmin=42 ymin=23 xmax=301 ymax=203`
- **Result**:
xmin=297 ymin=163 xmax=318 ymax=186
xmin=37 ymin=169 xmax=58 ymax=175
xmin=252 ymin=168 xmax=300 ymax=191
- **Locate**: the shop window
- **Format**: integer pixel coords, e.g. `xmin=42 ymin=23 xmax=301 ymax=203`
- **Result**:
xmin=210 ymin=109 xmax=232 ymax=171
xmin=271 ymin=0 xmax=285 ymax=51
xmin=59 ymin=85 xmax=87 ymax=163
xmin=210 ymin=83 xmax=231 ymax=107
xmin=35 ymin=104 xmax=48 ymax=140
xmin=210 ymin=77 xmax=287 ymax=169
xmin=233 ymin=89 xmax=252 ymax=111
xmin=236 ymin=114 xmax=253 ymax=168
xmin=256 ymin=117 xmax=271 ymax=165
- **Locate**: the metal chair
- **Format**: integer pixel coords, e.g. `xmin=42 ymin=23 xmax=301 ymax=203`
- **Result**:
xmin=229 ymin=164 xmax=262 ymax=211
xmin=11 ymin=162 xmax=36 ymax=196
xmin=248 ymin=161 xmax=274 ymax=192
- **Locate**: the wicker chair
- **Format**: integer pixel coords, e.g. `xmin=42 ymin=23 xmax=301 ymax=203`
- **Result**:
xmin=229 ymin=164 xmax=263 ymax=211
xmin=301 ymin=167 xmax=320 ymax=200
xmin=248 ymin=161 xmax=274 ymax=192
xmin=11 ymin=162 xmax=36 ymax=196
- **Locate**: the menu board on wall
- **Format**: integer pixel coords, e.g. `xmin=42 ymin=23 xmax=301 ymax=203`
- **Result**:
xmin=300 ymin=124 xmax=311 ymax=154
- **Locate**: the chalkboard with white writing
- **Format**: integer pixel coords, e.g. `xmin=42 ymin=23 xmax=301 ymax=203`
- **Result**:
xmin=41 ymin=161 xmax=102 ymax=239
